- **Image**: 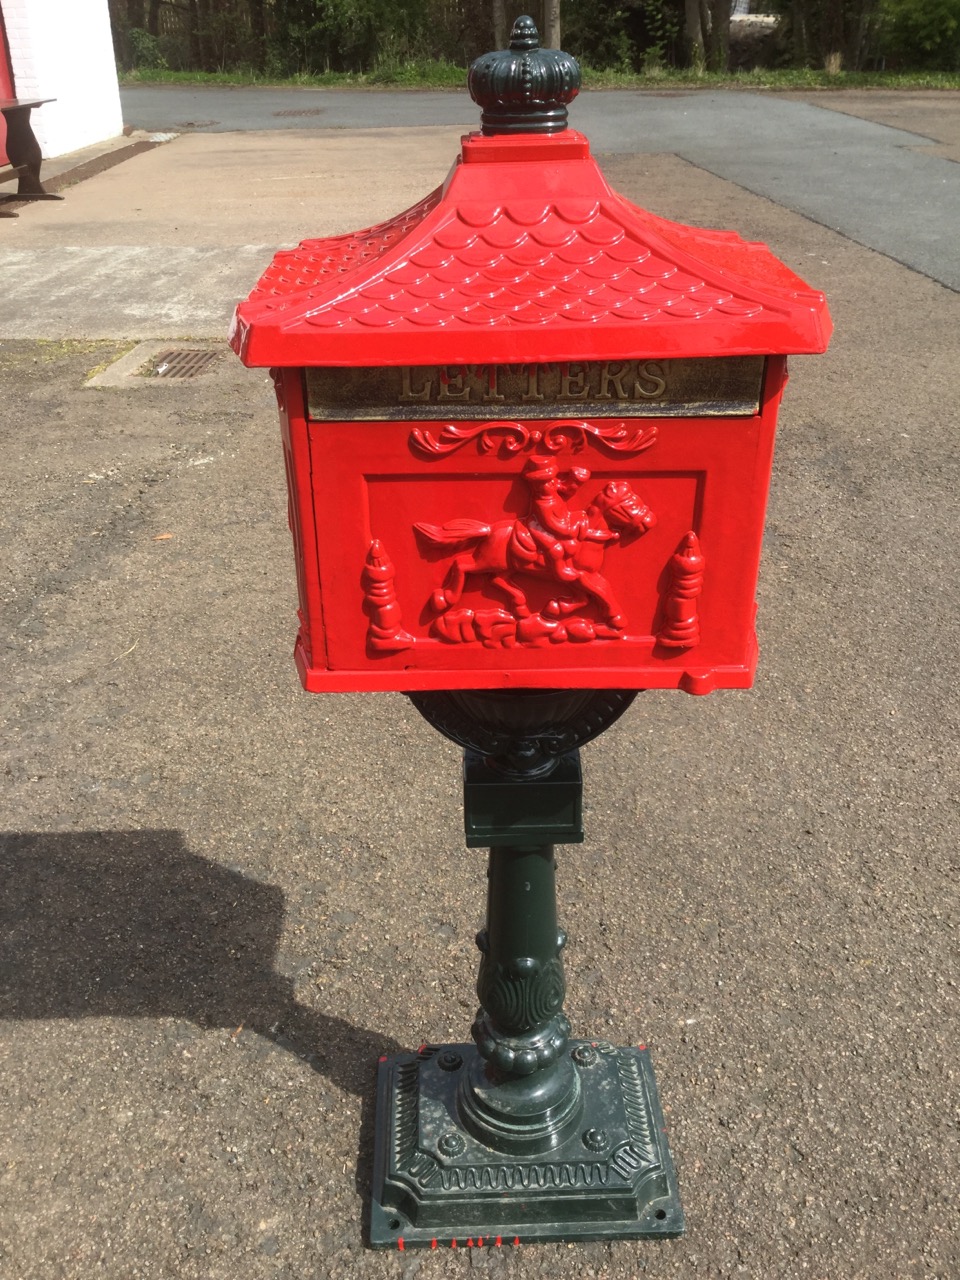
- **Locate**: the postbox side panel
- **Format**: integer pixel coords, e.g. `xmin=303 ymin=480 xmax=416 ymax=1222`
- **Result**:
xmin=277 ymin=369 xmax=328 ymax=673
xmin=298 ymin=378 xmax=785 ymax=693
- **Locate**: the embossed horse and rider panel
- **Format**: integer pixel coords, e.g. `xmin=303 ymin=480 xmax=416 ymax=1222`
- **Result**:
xmin=359 ymin=420 xmax=705 ymax=657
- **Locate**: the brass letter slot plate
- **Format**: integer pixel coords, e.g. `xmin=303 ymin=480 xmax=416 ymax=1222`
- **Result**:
xmin=305 ymin=358 xmax=765 ymax=422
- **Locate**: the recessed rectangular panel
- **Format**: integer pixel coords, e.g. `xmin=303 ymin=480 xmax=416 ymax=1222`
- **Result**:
xmin=305 ymin=358 xmax=765 ymax=421
xmin=304 ymin=410 xmax=772 ymax=691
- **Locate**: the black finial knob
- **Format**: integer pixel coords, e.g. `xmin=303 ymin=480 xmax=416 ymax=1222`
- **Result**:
xmin=509 ymin=14 xmax=540 ymax=51
xmin=467 ymin=15 xmax=581 ymax=136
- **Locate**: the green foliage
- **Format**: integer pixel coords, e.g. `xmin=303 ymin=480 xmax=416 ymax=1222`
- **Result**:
xmin=106 ymin=0 xmax=960 ymax=77
xmin=880 ymin=0 xmax=960 ymax=69
xmin=560 ymin=0 xmax=685 ymax=72
xmin=127 ymin=27 xmax=167 ymax=70
xmin=562 ymin=1 xmax=636 ymax=71
xmin=636 ymin=0 xmax=683 ymax=71
xmin=118 ymin=63 xmax=960 ymax=90
xmin=270 ymin=0 xmax=461 ymax=76
xmin=368 ymin=56 xmax=466 ymax=86
xmin=766 ymin=0 xmax=884 ymax=70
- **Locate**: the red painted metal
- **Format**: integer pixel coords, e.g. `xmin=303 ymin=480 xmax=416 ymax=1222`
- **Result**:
xmin=232 ymin=133 xmax=829 ymax=368
xmin=232 ymin=127 xmax=831 ymax=696
xmin=0 ymin=8 xmax=15 ymax=166
xmin=0 ymin=9 xmax=14 ymax=100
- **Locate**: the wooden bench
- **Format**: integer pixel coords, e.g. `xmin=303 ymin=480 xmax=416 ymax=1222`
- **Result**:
xmin=1 ymin=97 xmax=62 ymax=217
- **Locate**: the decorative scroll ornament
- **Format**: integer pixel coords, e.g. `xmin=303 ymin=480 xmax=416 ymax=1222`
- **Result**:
xmin=471 ymin=927 xmax=570 ymax=1074
xmin=415 ymin=455 xmax=656 ymax=645
xmin=657 ymin=531 xmax=705 ymax=649
xmin=477 ymin=952 xmax=567 ymax=1033
xmin=410 ymin=419 xmax=658 ymax=459
xmin=363 ymin=540 xmax=414 ymax=652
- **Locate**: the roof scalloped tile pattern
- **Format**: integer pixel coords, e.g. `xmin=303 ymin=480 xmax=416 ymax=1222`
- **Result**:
xmin=292 ymin=201 xmax=766 ymax=334
xmin=232 ymin=138 xmax=831 ymax=365
xmin=246 ymin=186 xmax=444 ymax=311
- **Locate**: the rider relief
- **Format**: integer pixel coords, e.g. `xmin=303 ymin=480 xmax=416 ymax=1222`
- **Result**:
xmin=413 ymin=455 xmax=657 ymax=648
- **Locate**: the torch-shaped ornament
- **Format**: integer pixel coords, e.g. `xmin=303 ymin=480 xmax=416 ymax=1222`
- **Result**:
xmin=363 ymin=540 xmax=414 ymax=652
xmin=658 ymin=531 xmax=705 ymax=650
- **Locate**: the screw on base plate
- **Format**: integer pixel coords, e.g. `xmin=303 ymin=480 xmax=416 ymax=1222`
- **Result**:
xmin=582 ymin=1127 xmax=608 ymax=1152
xmin=437 ymin=1131 xmax=466 ymax=1157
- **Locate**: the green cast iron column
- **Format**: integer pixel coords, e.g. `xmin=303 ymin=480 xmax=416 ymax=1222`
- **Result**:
xmin=459 ymin=840 xmax=582 ymax=1154
xmin=371 ymin=688 xmax=682 ymax=1246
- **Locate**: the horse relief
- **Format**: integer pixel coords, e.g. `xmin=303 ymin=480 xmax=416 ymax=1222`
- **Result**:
xmin=414 ymin=456 xmax=656 ymax=648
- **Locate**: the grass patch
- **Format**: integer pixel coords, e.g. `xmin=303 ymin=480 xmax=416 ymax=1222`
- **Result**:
xmin=85 ymin=342 xmax=140 ymax=382
xmin=120 ymin=60 xmax=466 ymax=89
xmin=120 ymin=65 xmax=960 ymax=92
xmin=582 ymin=65 xmax=960 ymax=90
xmin=0 ymin=338 xmax=136 ymax=377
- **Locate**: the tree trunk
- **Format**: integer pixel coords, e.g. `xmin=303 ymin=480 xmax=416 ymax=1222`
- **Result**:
xmin=195 ymin=0 xmax=215 ymax=71
xmin=845 ymin=1 xmax=878 ymax=72
xmin=492 ymin=0 xmax=508 ymax=50
xmin=685 ymin=0 xmax=705 ymax=68
xmin=248 ymin=0 xmax=267 ymax=72
xmin=544 ymin=0 xmax=561 ymax=50
xmin=187 ymin=0 xmax=201 ymax=67
xmin=791 ymin=0 xmax=809 ymax=65
xmin=127 ymin=0 xmax=145 ymax=28
xmin=147 ymin=0 xmax=161 ymax=37
xmin=704 ymin=0 xmax=730 ymax=72
xmin=107 ymin=0 xmax=130 ymax=65
xmin=821 ymin=0 xmax=844 ymax=70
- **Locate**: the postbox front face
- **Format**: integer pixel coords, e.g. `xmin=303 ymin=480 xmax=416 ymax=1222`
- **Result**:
xmin=279 ymin=354 xmax=783 ymax=693
xmin=233 ymin=131 xmax=830 ymax=697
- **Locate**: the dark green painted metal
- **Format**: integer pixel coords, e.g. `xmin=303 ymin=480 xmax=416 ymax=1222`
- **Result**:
xmin=371 ymin=691 xmax=686 ymax=1249
xmin=463 ymin=749 xmax=583 ymax=847
xmin=370 ymin=1042 xmax=683 ymax=1248
xmin=467 ymin=16 xmax=582 ymax=137
xmin=380 ymin=687 xmax=684 ymax=1248
xmin=469 ymin=840 xmax=574 ymax=1091
xmin=407 ymin=689 xmax=637 ymax=779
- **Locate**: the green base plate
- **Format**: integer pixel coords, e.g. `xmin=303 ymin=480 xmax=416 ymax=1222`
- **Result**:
xmin=370 ymin=1040 xmax=683 ymax=1250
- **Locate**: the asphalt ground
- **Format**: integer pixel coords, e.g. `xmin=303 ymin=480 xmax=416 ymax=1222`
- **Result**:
xmin=117 ymin=85 xmax=960 ymax=290
xmin=2 ymin=94 xmax=960 ymax=1279
xmin=4 ymin=89 xmax=959 ymax=338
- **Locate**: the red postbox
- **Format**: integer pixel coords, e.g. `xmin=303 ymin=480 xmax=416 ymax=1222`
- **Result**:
xmin=230 ymin=123 xmax=828 ymax=701
xmin=231 ymin=15 xmax=830 ymax=1252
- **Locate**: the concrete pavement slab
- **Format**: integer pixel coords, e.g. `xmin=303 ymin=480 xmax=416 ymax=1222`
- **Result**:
xmin=117 ymin=86 xmax=960 ymax=291
xmin=4 ymin=91 xmax=960 ymax=342
xmin=1 ymin=128 xmax=466 ymax=248
xmin=0 ymin=128 xmax=465 ymax=339
xmin=2 ymin=144 xmax=958 ymax=1278
xmin=0 ymin=244 xmax=276 ymax=340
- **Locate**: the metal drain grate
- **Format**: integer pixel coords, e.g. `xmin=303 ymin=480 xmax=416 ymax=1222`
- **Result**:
xmin=274 ymin=107 xmax=323 ymax=117
xmin=150 ymin=349 xmax=223 ymax=379
xmin=86 ymin=341 xmax=252 ymax=390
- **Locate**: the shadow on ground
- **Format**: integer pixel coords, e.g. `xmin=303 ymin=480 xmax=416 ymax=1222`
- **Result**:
xmin=0 ymin=829 xmax=403 ymax=1213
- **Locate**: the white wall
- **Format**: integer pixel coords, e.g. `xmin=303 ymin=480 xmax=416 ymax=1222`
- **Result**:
xmin=3 ymin=0 xmax=123 ymax=158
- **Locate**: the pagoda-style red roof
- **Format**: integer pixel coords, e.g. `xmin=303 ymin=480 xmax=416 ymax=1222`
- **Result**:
xmin=231 ymin=131 xmax=831 ymax=368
